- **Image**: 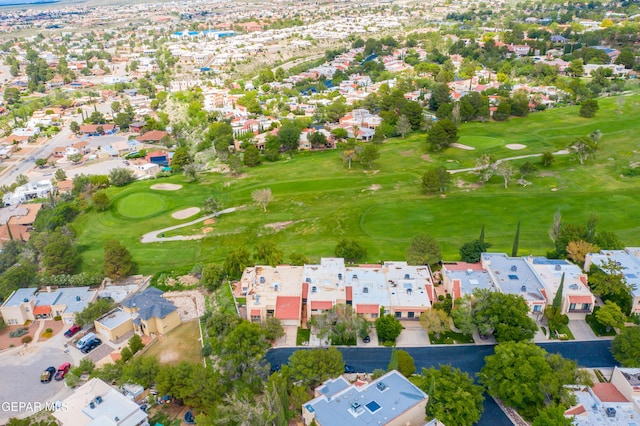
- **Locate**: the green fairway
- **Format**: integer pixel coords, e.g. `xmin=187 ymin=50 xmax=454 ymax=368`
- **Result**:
xmin=74 ymin=94 xmax=640 ymax=275
xmin=117 ymin=193 xmax=167 ymax=218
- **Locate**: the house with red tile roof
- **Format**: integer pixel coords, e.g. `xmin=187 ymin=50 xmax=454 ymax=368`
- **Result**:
xmin=565 ymin=367 xmax=640 ymax=424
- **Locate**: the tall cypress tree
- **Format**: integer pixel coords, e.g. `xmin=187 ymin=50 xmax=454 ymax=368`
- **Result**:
xmin=479 ymin=224 xmax=485 ymax=246
xmin=511 ymin=221 xmax=521 ymax=257
xmin=553 ymin=273 xmax=565 ymax=310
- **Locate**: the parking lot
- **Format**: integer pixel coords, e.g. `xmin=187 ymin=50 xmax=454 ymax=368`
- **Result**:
xmin=0 ymin=346 xmax=74 ymax=423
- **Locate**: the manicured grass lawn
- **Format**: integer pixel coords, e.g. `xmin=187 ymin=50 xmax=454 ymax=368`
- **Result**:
xmin=143 ymin=320 xmax=203 ymax=365
xmin=586 ymin=307 xmax=618 ymax=337
xmin=429 ymin=330 xmax=475 ymax=344
xmin=554 ymin=324 xmax=575 ymax=340
xmin=73 ymin=94 xmax=640 ymax=276
xmin=117 ymin=192 xmax=167 ymax=218
xmin=217 ymin=284 xmax=237 ymax=315
xmin=296 ymin=328 xmax=311 ymax=346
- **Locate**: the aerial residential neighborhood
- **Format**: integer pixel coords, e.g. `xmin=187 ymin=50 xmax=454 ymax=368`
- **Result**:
xmin=0 ymin=0 xmax=640 ymax=425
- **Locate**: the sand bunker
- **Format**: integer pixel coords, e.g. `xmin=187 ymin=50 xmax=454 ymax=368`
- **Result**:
xmin=203 ymin=218 xmax=216 ymax=225
xmin=450 ymin=143 xmax=475 ymax=150
xmin=172 ymin=207 xmax=201 ymax=219
xmin=506 ymin=144 xmax=527 ymax=150
xmin=151 ymin=183 xmax=183 ymax=191
xmin=202 ymin=227 xmax=213 ymax=234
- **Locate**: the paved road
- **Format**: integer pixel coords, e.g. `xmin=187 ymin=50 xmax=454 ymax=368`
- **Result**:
xmin=266 ymin=340 xmax=616 ymax=426
xmin=448 ymin=149 xmax=570 ymax=175
xmin=0 ymin=346 xmax=73 ymax=423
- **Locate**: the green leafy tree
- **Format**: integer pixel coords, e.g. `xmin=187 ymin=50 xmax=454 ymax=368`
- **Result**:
xmin=43 ymin=232 xmax=77 ymax=275
xmin=420 ymin=309 xmax=450 ymax=339
xmin=472 ymin=289 xmax=537 ymax=342
xmin=396 ymin=350 xmax=416 ymax=377
xmin=541 ymin=151 xmax=554 ymax=167
xmin=92 ymin=190 xmax=110 ymax=211
xmin=243 ymin=144 xmax=261 ymax=167
xmin=335 ymin=239 xmax=367 ymax=263
xmin=55 ymin=168 xmax=67 ymax=181
xmin=220 ymin=321 xmax=270 ymax=379
xmin=589 ymin=259 xmax=634 ymax=314
xmin=171 ymin=146 xmax=192 ymax=170
xmin=128 ymin=334 xmax=144 ymax=354
xmin=459 ymin=239 xmax=490 ymax=263
xmin=579 ymin=99 xmax=599 ymax=118
xmin=289 ymin=252 xmax=309 ymax=266
xmin=479 ymin=342 xmax=551 ymax=419
xmin=103 ymin=240 xmax=134 ymax=279
xmin=308 ymin=304 xmax=370 ymax=345
xmin=595 ymin=300 xmax=626 ymax=332
xmin=288 ymin=347 xmax=344 ymax=387
xmin=612 ymin=326 xmax=640 ymax=367
xmin=568 ymin=136 xmax=598 ymax=165
xmin=223 ymin=247 xmax=252 ymax=279
xmin=615 ymin=48 xmax=636 ymax=69
xmin=406 ymin=234 xmax=441 ymax=265
xmin=254 ymin=240 xmax=284 ymax=266
xmin=375 ymin=314 xmax=403 ymax=344
xmin=532 ymin=404 xmax=574 ymax=426
xmin=422 ymin=167 xmax=451 ymax=194
xmin=108 ymin=168 xmax=135 ymax=186
xmin=427 ymin=118 xmax=458 ymax=151
xmin=35 ymin=158 xmax=47 ymax=168
xmin=278 ymin=121 xmax=301 ymax=151
xmin=75 ymin=298 xmax=114 ymax=326
xmin=358 ymin=144 xmax=379 ymax=169
xmin=201 ymin=264 xmax=226 ymax=291
xmin=411 ymin=365 xmax=484 ymax=426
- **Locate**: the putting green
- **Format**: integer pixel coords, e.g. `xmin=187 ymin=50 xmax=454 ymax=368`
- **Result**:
xmin=117 ymin=193 xmax=167 ymax=218
xmin=458 ymin=135 xmax=505 ymax=149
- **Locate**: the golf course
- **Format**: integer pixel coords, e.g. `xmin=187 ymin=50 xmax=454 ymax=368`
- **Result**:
xmin=74 ymin=94 xmax=640 ymax=275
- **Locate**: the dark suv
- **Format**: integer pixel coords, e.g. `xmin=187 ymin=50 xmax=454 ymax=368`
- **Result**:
xmin=80 ymin=338 xmax=102 ymax=354
xmin=40 ymin=366 xmax=56 ymax=383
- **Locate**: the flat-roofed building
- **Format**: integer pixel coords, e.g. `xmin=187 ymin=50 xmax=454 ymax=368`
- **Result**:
xmin=0 ymin=286 xmax=97 ymax=325
xmin=565 ymin=367 xmax=640 ymax=425
xmin=53 ymin=377 xmax=149 ymax=426
xmin=481 ymin=253 xmax=547 ymax=314
xmin=302 ymin=370 xmax=428 ymax=426
xmin=585 ymin=248 xmax=640 ymax=314
xmin=240 ymin=259 xmax=433 ymax=325
xmin=528 ymin=257 xmax=594 ymax=318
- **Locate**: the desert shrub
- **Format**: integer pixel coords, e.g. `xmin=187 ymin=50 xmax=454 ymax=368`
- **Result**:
xmin=21 ymin=335 xmax=33 ymax=344
xmin=9 ymin=328 xmax=28 ymax=338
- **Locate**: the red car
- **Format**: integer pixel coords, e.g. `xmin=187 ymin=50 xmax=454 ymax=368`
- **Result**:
xmin=64 ymin=325 xmax=81 ymax=338
xmin=54 ymin=363 xmax=71 ymax=381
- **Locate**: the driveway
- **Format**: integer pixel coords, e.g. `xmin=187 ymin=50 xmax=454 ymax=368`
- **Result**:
xmin=395 ymin=321 xmax=430 ymax=346
xmin=568 ymin=319 xmax=598 ymax=341
xmin=274 ymin=326 xmax=298 ymax=347
xmin=0 ymin=346 xmax=74 ymax=423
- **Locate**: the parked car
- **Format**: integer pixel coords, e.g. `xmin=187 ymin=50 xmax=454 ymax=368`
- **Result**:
xmin=64 ymin=325 xmax=81 ymax=338
xmin=344 ymin=364 xmax=356 ymax=374
xmin=363 ymin=335 xmax=371 ymax=343
xmin=54 ymin=363 xmax=71 ymax=381
xmin=40 ymin=366 xmax=56 ymax=383
xmin=80 ymin=338 xmax=102 ymax=354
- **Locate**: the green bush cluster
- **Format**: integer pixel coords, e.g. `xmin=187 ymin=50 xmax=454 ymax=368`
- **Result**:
xmin=9 ymin=327 xmax=28 ymax=338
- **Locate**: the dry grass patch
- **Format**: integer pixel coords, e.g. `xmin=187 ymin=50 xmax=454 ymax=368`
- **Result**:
xmin=143 ymin=320 xmax=202 ymax=365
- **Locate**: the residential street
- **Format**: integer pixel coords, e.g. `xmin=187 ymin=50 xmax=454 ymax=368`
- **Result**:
xmin=266 ymin=340 xmax=616 ymax=426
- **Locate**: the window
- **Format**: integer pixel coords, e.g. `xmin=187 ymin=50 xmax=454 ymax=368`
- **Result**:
xmin=371 ymin=313 xmax=378 ymax=319
xmin=407 ymin=312 xmax=415 ymax=319
xmin=395 ymin=312 xmax=402 ymax=319
xmin=533 ymin=305 xmax=542 ymax=312
xmin=569 ymin=303 xmax=576 ymax=311
xmin=582 ymin=303 xmax=590 ymax=311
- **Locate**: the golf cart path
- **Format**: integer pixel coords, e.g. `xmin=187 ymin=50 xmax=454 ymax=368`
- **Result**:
xmin=140 ymin=207 xmax=237 ymax=243
xmin=448 ymin=149 xmax=570 ymax=174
